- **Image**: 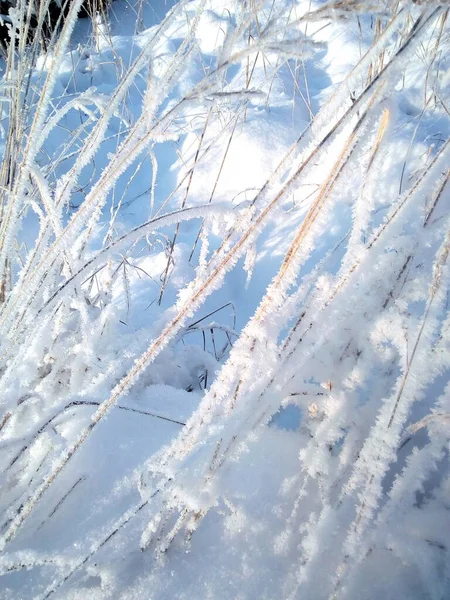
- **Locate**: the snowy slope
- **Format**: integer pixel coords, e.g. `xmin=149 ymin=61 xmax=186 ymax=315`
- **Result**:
xmin=0 ymin=1 xmax=449 ymax=598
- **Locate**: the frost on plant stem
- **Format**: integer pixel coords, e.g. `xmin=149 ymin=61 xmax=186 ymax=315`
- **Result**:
xmin=0 ymin=1 xmax=449 ymax=599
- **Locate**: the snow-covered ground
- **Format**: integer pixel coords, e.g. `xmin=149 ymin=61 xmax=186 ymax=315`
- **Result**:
xmin=0 ymin=1 xmax=449 ymax=598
